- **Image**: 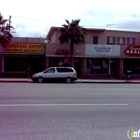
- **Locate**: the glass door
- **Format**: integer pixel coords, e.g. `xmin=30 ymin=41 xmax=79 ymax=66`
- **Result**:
xmin=110 ymin=58 xmax=118 ymax=78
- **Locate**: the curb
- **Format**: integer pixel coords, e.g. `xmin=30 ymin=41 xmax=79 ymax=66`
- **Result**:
xmin=75 ymin=81 xmax=140 ymax=84
xmin=0 ymin=79 xmax=140 ymax=83
xmin=0 ymin=79 xmax=31 ymax=83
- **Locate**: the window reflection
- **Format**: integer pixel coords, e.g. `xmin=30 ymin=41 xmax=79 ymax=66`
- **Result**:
xmin=86 ymin=58 xmax=109 ymax=74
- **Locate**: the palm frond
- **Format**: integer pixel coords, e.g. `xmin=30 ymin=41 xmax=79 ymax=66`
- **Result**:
xmin=0 ymin=13 xmax=14 ymax=48
xmin=65 ymin=19 xmax=69 ymax=25
xmin=59 ymin=19 xmax=86 ymax=45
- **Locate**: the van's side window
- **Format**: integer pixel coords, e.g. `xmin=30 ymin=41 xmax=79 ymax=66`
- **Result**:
xmin=57 ymin=68 xmax=73 ymax=72
xmin=45 ymin=68 xmax=55 ymax=73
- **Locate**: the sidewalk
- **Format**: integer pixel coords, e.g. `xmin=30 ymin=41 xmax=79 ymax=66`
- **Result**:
xmin=76 ymin=79 xmax=140 ymax=83
xmin=0 ymin=78 xmax=140 ymax=83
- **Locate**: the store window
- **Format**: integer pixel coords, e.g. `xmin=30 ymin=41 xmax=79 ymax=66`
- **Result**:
xmin=49 ymin=57 xmax=70 ymax=67
xmin=86 ymin=58 xmax=109 ymax=74
xmin=4 ymin=57 xmax=27 ymax=72
xmin=123 ymin=59 xmax=140 ymax=74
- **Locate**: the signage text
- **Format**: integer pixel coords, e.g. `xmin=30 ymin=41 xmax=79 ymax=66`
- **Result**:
xmin=5 ymin=43 xmax=45 ymax=53
xmin=125 ymin=46 xmax=140 ymax=56
xmin=94 ymin=45 xmax=112 ymax=54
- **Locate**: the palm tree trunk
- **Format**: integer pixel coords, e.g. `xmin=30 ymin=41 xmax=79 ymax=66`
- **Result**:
xmin=70 ymin=42 xmax=74 ymax=67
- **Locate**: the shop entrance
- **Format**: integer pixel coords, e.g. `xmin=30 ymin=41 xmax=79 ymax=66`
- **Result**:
xmin=74 ymin=59 xmax=82 ymax=78
xmin=110 ymin=59 xmax=118 ymax=78
xmin=31 ymin=56 xmax=45 ymax=74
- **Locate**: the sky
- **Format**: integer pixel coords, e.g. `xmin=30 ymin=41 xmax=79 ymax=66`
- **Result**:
xmin=1 ymin=0 xmax=140 ymax=37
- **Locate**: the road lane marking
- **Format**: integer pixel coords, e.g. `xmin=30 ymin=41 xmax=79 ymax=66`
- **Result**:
xmin=0 ymin=103 xmax=128 ymax=107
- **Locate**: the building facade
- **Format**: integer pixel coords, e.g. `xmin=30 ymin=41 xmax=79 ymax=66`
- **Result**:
xmin=1 ymin=28 xmax=140 ymax=79
xmin=46 ymin=27 xmax=140 ymax=79
xmin=0 ymin=37 xmax=45 ymax=77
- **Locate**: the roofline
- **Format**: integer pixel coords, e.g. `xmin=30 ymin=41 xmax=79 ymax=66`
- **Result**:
xmin=86 ymin=28 xmax=106 ymax=31
xmin=46 ymin=26 xmax=106 ymax=40
xmin=46 ymin=26 xmax=140 ymax=40
xmin=105 ymin=29 xmax=140 ymax=34
xmin=46 ymin=27 xmax=61 ymax=40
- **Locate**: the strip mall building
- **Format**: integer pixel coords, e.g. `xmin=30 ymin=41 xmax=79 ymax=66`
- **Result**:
xmin=0 ymin=37 xmax=45 ymax=77
xmin=46 ymin=27 xmax=140 ymax=79
xmin=1 ymin=28 xmax=140 ymax=79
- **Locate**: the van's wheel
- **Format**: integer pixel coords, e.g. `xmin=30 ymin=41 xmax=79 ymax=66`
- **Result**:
xmin=38 ymin=77 xmax=44 ymax=83
xmin=66 ymin=77 xmax=71 ymax=83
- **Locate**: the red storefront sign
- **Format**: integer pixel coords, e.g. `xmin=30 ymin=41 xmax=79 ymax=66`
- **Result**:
xmin=55 ymin=49 xmax=69 ymax=54
xmin=125 ymin=45 xmax=140 ymax=56
xmin=55 ymin=49 xmax=76 ymax=55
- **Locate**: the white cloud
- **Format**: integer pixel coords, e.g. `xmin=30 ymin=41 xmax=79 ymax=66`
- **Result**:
xmin=1 ymin=0 xmax=140 ymax=37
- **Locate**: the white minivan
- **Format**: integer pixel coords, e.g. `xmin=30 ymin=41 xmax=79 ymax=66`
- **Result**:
xmin=31 ymin=67 xmax=77 ymax=83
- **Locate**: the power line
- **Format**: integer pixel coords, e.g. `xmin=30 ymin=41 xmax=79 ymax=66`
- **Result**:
xmin=11 ymin=15 xmax=140 ymax=29
xmin=12 ymin=16 xmax=62 ymax=24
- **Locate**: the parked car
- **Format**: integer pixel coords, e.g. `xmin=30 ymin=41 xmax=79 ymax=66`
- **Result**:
xmin=31 ymin=67 xmax=77 ymax=83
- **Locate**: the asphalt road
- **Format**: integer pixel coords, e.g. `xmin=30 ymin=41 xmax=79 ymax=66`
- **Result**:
xmin=0 ymin=83 xmax=140 ymax=140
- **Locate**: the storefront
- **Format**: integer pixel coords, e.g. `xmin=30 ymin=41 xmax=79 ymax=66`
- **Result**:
xmin=0 ymin=43 xmax=45 ymax=77
xmin=82 ymin=44 xmax=120 ymax=79
xmin=120 ymin=45 xmax=140 ymax=79
xmin=45 ymin=43 xmax=84 ymax=78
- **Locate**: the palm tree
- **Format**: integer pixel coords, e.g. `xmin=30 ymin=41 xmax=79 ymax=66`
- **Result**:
xmin=0 ymin=13 xmax=14 ymax=48
xmin=59 ymin=19 xmax=86 ymax=67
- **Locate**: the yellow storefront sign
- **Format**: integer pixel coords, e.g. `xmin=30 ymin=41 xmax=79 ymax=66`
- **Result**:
xmin=5 ymin=43 xmax=45 ymax=53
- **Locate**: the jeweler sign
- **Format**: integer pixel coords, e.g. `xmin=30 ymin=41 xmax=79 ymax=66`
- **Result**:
xmin=94 ymin=45 xmax=112 ymax=55
xmin=125 ymin=45 xmax=140 ymax=56
xmin=5 ymin=43 xmax=45 ymax=53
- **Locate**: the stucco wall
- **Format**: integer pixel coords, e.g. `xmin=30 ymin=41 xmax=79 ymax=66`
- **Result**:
xmin=46 ymin=43 xmax=85 ymax=57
